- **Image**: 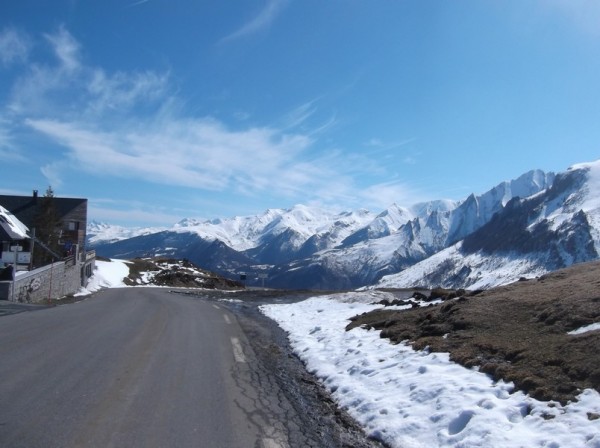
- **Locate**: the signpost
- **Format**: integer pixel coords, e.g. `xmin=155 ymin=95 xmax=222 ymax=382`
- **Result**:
xmin=10 ymin=245 xmax=20 ymax=302
xmin=258 ymin=273 xmax=268 ymax=289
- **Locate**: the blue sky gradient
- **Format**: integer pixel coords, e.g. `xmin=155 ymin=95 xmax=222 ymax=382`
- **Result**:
xmin=1 ymin=1 xmax=599 ymax=226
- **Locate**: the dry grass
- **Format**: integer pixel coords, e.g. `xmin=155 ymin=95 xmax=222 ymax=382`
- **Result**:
xmin=348 ymin=260 xmax=600 ymax=404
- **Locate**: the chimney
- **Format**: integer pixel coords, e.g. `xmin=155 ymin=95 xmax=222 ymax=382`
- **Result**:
xmin=33 ymin=190 xmax=38 ymax=202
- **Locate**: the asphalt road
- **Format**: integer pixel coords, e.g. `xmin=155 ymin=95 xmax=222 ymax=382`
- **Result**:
xmin=0 ymin=288 xmax=293 ymax=448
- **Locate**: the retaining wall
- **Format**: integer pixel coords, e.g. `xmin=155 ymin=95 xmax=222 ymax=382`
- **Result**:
xmin=0 ymin=253 xmax=95 ymax=303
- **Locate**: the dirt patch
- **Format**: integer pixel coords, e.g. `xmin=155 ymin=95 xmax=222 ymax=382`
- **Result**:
xmin=347 ymin=260 xmax=600 ymax=405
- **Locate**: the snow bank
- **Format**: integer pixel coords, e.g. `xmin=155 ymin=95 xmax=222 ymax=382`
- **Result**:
xmin=568 ymin=322 xmax=600 ymax=336
xmin=261 ymin=292 xmax=600 ymax=448
xmin=75 ymin=259 xmax=129 ymax=296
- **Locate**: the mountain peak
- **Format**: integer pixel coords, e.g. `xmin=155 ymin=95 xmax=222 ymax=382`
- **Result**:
xmin=90 ymin=159 xmax=599 ymax=291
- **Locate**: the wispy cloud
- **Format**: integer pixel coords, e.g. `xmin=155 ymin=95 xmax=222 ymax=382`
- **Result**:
xmin=44 ymin=25 xmax=81 ymax=73
xmin=7 ymin=26 xmax=419 ymax=218
xmin=126 ymin=0 xmax=151 ymax=7
xmin=359 ymin=181 xmax=424 ymax=210
xmin=26 ymin=116 xmax=314 ymax=195
xmin=87 ymin=69 xmax=170 ymax=113
xmin=542 ymin=0 xmax=600 ymax=36
xmin=0 ymin=28 xmax=31 ymax=66
xmin=0 ymin=116 xmax=25 ymax=162
xmin=283 ymin=100 xmax=319 ymax=130
xmin=282 ymin=98 xmax=338 ymax=137
xmin=364 ymin=137 xmax=417 ymax=152
xmin=8 ymin=26 xmax=170 ymax=118
xmin=220 ymin=0 xmax=288 ymax=43
xmin=89 ymin=205 xmax=177 ymax=227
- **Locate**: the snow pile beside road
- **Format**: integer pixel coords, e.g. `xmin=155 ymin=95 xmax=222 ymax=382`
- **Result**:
xmin=76 ymin=259 xmax=129 ymax=296
xmin=260 ymin=292 xmax=600 ymax=448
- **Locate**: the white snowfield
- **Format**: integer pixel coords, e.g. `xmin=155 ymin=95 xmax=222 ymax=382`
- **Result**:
xmin=374 ymin=243 xmax=549 ymax=291
xmin=260 ymin=292 xmax=600 ymax=448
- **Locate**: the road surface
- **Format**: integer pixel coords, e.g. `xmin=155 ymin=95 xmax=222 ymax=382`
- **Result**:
xmin=0 ymin=288 xmax=293 ymax=448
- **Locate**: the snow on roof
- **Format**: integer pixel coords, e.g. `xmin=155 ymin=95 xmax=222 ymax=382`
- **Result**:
xmin=0 ymin=205 xmax=29 ymax=240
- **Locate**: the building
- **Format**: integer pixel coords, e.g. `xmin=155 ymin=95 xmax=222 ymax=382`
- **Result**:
xmin=0 ymin=205 xmax=30 ymax=278
xmin=0 ymin=190 xmax=95 ymax=302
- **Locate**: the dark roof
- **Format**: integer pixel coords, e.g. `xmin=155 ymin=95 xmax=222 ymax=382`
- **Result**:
xmin=0 ymin=194 xmax=87 ymax=229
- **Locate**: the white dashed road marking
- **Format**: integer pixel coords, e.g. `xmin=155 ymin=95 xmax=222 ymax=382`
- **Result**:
xmin=262 ymin=437 xmax=288 ymax=448
xmin=230 ymin=337 xmax=246 ymax=363
xmin=223 ymin=314 xmax=231 ymax=325
xmin=212 ymin=304 xmax=220 ymax=310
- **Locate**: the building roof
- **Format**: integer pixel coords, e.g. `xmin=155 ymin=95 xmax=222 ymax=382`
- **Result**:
xmin=0 ymin=192 xmax=87 ymax=230
xmin=0 ymin=205 xmax=29 ymax=241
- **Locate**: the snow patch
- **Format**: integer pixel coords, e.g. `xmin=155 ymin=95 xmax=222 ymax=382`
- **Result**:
xmin=261 ymin=292 xmax=600 ymax=448
xmin=568 ymin=322 xmax=600 ymax=335
xmin=76 ymin=259 xmax=129 ymax=296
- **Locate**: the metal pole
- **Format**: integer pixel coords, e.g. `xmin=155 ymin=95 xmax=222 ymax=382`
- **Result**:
xmin=11 ymin=246 xmax=16 ymax=302
xmin=30 ymin=228 xmax=36 ymax=271
xmin=48 ymin=261 xmax=53 ymax=302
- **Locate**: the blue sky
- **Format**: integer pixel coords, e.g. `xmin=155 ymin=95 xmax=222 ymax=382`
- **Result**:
xmin=1 ymin=1 xmax=599 ymax=227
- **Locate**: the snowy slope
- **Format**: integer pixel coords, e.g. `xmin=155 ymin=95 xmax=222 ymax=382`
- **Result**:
xmin=269 ymin=169 xmax=555 ymax=289
xmin=87 ymin=220 xmax=165 ymax=245
xmin=375 ymin=243 xmax=549 ymax=290
xmin=91 ymin=160 xmax=598 ymax=290
xmin=341 ymin=203 xmax=415 ymax=246
xmin=135 ymin=205 xmax=376 ymax=253
xmin=377 ymin=160 xmax=600 ymax=290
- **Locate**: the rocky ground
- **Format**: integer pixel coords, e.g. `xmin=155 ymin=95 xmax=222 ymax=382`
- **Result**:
xmin=122 ymin=257 xmax=245 ymax=289
xmin=348 ymin=260 xmax=600 ymax=406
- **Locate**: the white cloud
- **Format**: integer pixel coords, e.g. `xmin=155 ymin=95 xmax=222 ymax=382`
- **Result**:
xmin=8 ymin=26 xmax=169 ymax=118
xmin=8 ymin=26 xmax=420 ymax=216
xmin=359 ymin=181 xmax=424 ymax=210
xmin=26 ymin=114 xmax=411 ymax=211
xmin=44 ymin=25 xmax=81 ymax=73
xmin=220 ymin=0 xmax=288 ymax=43
xmin=127 ymin=0 xmax=151 ymax=7
xmin=0 ymin=28 xmax=31 ymax=66
xmin=0 ymin=116 xmax=25 ymax=162
xmin=87 ymin=68 xmax=170 ymax=113
xmin=27 ymin=117 xmax=315 ymax=194
xmin=89 ymin=205 xmax=177 ymax=226
xmin=283 ymin=99 xmax=319 ymax=130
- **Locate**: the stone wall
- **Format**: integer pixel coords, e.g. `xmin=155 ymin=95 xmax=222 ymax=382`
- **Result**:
xmin=12 ymin=263 xmax=65 ymax=303
xmin=0 ymin=252 xmax=96 ymax=303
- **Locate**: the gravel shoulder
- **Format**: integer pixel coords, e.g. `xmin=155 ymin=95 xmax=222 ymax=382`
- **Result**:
xmin=183 ymin=289 xmax=386 ymax=448
xmin=347 ymin=260 xmax=600 ymax=405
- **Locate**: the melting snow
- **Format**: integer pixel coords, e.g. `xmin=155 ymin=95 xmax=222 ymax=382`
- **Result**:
xmin=261 ymin=292 xmax=600 ymax=448
xmin=568 ymin=322 xmax=600 ymax=336
xmin=75 ymin=259 xmax=129 ymax=296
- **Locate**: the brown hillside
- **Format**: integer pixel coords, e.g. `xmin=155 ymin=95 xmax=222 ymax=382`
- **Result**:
xmin=347 ymin=260 xmax=600 ymax=405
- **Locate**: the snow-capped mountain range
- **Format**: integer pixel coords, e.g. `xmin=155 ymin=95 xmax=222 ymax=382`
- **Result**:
xmin=89 ymin=160 xmax=600 ymax=290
